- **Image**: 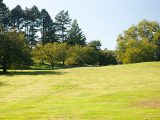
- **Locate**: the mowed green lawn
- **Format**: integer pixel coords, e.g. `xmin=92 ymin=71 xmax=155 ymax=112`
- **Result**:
xmin=0 ymin=62 xmax=160 ymax=120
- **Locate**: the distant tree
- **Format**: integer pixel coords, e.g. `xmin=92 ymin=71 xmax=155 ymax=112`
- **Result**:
xmin=66 ymin=19 xmax=86 ymax=46
xmin=24 ymin=6 xmax=40 ymax=48
xmin=33 ymin=44 xmax=57 ymax=69
xmin=88 ymin=40 xmax=102 ymax=50
xmin=10 ymin=5 xmax=24 ymax=31
xmin=153 ymin=32 xmax=160 ymax=60
xmin=33 ymin=43 xmax=68 ymax=69
xmin=0 ymin=0 xmax=10 ymax=32
xmin=29 ymin=6 xmax=40 ymax=48
xmin=116 ymin=20 xmax=159 ymax=64
xmin=65 ymin=45 xmax=84 ymax=65
xmin=55 ymin=10 xmax=72 ymax=42
xmin=53 ymin=43 xmax=69 ymax=65
xmin=117 ymin=38 xmax=157 ymax=64
xmin=40 ymin=9 xmax=57 ymax=45
xmin=65 ymin=45 xmax=98 ymax=65
xmin=81 ymin=46 xmax=99 ymax=65
xmin=98 ymin=50 xmax=117 ymax=66
xmin=0 ymin=32 xmax=32 ymax=73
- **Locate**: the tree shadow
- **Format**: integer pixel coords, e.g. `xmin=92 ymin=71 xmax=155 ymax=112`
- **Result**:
xmin=0 ymin=70 xmax=65 ymax=76
xmin=0 ymin=81 xmax=7 ymax=86
xmin=30 ymin=63 xmax=101 ymax=70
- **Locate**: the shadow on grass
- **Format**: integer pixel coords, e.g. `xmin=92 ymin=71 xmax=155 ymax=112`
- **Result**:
xmin=0 ymin=64 xmax=100 ymax=76
xmin=0 ymin=81 xmax=7 ymax=86
xmin=0 ymin=70 xmax=65 ymax=76
xmin=31 ymin=65 xmax=100 ymax=71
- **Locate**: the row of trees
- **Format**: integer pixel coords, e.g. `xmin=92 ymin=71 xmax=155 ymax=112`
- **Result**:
xmin=1 ymin=0 xmax=160 ymax=72
xmin=116 ymin=20 xmax=160 ymax=64
xmin=33 ymin=43 xmax=117 ymax=69
xmin=0 ymin=0 xmax=117 ymax=72
xmin=0 ymin=0 xmax=86 ymax=47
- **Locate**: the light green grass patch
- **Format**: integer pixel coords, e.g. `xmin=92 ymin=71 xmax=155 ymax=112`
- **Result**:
xmin=0 ymin=62 xmax=160 ymax=119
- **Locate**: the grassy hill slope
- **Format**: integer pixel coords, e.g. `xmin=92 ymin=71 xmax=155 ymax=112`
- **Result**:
xmin=0 ymin=62 xmax=160 ymax=120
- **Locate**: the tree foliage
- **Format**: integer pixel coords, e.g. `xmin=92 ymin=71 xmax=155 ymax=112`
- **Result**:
xmin=40 ymin=9 xmax=57 ymax=44
xmin=10 ymin=5 xmax=24 ymax=31
xmin=98 ymin=50 xmax=117 ymax=66
xmin=33 ymin=43 xmax=68 ymax=69
xmin=88 ymin=40 xmax=101 ymax=50
xmin=0 ymin=32 xmax=32 ymax=72
xmin=116 ymin=20 xmax=159 ymax=64
xmin=0 ymin=0 xmax=9 ymax=32
xmin=66 ymin=20 xmax=86 ymax=46
xmin=55 ymin=10 xmax=71 ymax=42
xmin=65 ymin=45 xmax=98 ymax=65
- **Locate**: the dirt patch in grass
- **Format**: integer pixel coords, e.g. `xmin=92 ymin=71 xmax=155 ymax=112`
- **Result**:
xmin=134 ymin=99 xmax=160 ymax=109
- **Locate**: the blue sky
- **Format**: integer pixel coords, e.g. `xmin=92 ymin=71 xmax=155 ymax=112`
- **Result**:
xmin=4 ymin=0 xmax=160 ymax=50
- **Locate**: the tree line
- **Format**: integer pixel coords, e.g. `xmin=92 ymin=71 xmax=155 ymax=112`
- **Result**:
xmin=0 ymin=0 xmax=117 ymax=72
xmin=0 ymin=0 xmax=85 ymax=47
xmin=0 ymin=0 xmax=160 ymax=73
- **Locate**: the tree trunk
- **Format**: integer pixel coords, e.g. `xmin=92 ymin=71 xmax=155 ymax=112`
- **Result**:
xmin=2 ymin=63 xmax=7 ymax=73
xmin=51 ymin=62 xmax=54 ymax=70
xmin=62 ymin=60 xmax=65 ymax=66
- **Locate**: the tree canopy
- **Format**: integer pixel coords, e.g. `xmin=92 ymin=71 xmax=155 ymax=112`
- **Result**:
xmin=116 ymin=20 xmax=160 ymax=64
xmin=0 ymin=32 xmax=32 ymax=72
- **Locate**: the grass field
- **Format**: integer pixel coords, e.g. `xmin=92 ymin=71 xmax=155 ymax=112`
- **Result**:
xmin=0 ymin=62 xmax=160 ymax=120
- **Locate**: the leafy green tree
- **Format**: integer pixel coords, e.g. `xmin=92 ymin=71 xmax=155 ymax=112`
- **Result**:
xmin=117 ymin=38 xmax=157 ymax=64
xmin=33 ymin=43 xmax=68 ymax=69
xmin=65 ymin=45 xmax=84 ymax=65
xmin=139 ymin=39 xmax=157 ymax=62
xmin=40 ymin=9 xmax=57 ymax=44
xmin=81 ymin=46 xmax=99 ymax=65
xmin=116 ymin=20 xmax=159 ymax=64
xmin=66 ymin=19 xmax=86 ymax=46
xmin=98 ymin=50 xmax=117 ymax=66
xmin=0 ymin=32 xmax=32 ymax=73
xmin=137 ymin=20 xmax=160 ymax=40
xmin=55 ymin=10 xmax=71 ymax=42
xmin=34 ymin=44 xmax=57 ymax=69
xmin=65 ymin=45 xmax=98 ymax=65
xmin=153 ymin=32 xmax=160 ymax=60
xmin=53 ymin=43 xmax=69 ymax=65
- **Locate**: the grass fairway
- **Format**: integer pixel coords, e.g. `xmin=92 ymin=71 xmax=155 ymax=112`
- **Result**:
xmin=0 ymin=62 xmax=160 ymax=120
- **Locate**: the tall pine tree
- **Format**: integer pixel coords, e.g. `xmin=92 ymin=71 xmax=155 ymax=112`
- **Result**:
xmin=55 ymin=10 xmax=71 ymax=42
xmin=10 ymin=5 xmax=24 ymax=31
xmin=24 ymin=6 xmax=40 ymax=48
xmin=66 ymin=19 xmax=86 ymax=46
xmin=0 ymin=0 xmax=10 ymax=32
xmin=40 ymin=9 xmax=57 ymax=45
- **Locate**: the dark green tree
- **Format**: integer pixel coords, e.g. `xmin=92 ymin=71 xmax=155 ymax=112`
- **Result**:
xmin=10 ymin=5 xmax=24 ymax=31
xmin=65 ymin=45 xmax=98 ymax=65
xmin=40 ymin=9 xmax=57 ymax=45
xmin=24 ymin=6 xmax=40 ymax=48
xmin=153 ymin=32 xmax=160 ymax=60
xmin=88 ymin=40 xmax=102 ymax=50
xmin=98 ymin=50 xmax=117 ymax=66
xmin=0 ymin=0 xmax=10 ymax=32
xmin=0 ymin=32 xmax=32 ymax=73
xmin=66 ymin=19 xmax=86 ymax=46
xmin=55 ymin=10 xmax=71 ymax=42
